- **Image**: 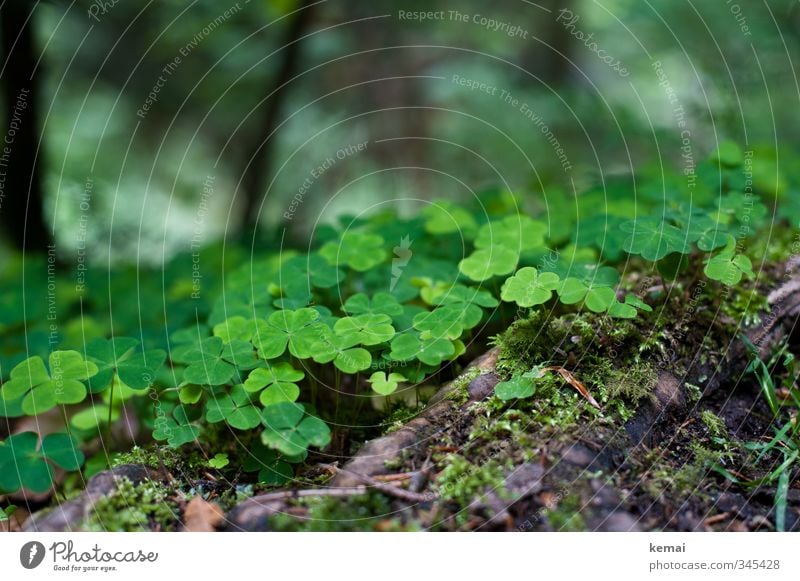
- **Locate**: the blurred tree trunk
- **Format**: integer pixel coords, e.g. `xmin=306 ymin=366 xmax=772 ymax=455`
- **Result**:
xmin=525 ymin=0 xmax=574 ymax=85
xmin=240 ymin=0 xmax=316 ymax=229
xmin=0 ymin=0 xmax=50 ymax=252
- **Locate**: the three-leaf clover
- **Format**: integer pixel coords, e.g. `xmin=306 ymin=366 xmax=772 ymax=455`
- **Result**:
xmin=421 ymin=200 xmax=478 ymax=234
xmin=252 ymin=308 xmax=322 ymax=360
xmin=705 ymin=237 xmax=754 ymax=285
xmin=243 ymin=441 xmax=304 ymax=485
xmin=388 ymin=333 xmax=455 ymax=366
xmin=260 ymin=403 xmax=331 ymax=456
xmin=458 ymin=247 xmax=518 ymax=282
xmin=368 ymin=371 xmax=407 ymax=396
xmin=310 ymin=331 xmax=373 ymax=373
xmin=557 ymin=278 xmax=618 ymax=312
xmin=343 ymin=292 xmax=404 ymax=317
xmin=621 ymin=217 xmax=691 ymax=261
xmin=500 ymin=267 xmax=560 ymax=307
xmin=205 ymin=385 xmax=262 ymax=430
xmin=1 ymin=351 xmax=98 ymax=415
xmin=180 ymin=336 xmax=240 ymax=386
xmin=319 ymin=232 xmax=387 ymax=271
xmin=334 ymin=314 xmax=396 ymax=346
xmin=244 ymin=363 xmax=304 ymax=406
xmin=84 ymin=337 xmax=165 ymax=392
xmin=0 ymin=432 xmax=84 ymax=493
xmin=153 ymin=406 xmax=200 ymax=448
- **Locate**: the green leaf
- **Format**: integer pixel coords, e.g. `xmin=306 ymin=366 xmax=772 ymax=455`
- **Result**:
xmin=83 ymin=337 xmax=164 ymax=391
xmin=458 ymin=247 xmax=518 ymax=281
xmin=474 ymin=215 xmax=547 ymax=251
xmin=0 ymin=432 xmax=84 ymax=493
xmin=1 ymin=352 xmax=97 ymax=415
xmin=205 ymin=385 xmax=261 ymax=430
xmin=334 ymin=314 xmax=395 ymax=347
xmin=213 ymin=316 xmax=255 ymax=343
xmin=208 ymin=453 xmax=229 ymax=469
xmin=500 ymin=267 xmax=560 ymax=307
xmin=495 ymin=376 xmax=536 ymax=400
xmin=252 ymin=308 xmax=322 ymax=360
xmin=343 ymin=292 xmax=404 ymax=317
xmin=260 ymin=403 xmax=330 ymax=456
xmin=180 ymin=337 xmax=236 ymax=386
xmin=389 ymin=333 xmax=422 ymax=361
xmin=368 ymin=372 xmax=407 ymax=396
xmin=705 ymin=242 xmax=754 ymax=286
xmin=319 ymin=232 xmax=387 ymax=272
xmin=711 ymin=140 xmax=743 ymax=167
xmin=621 ymin=217 xmax=691 ymax=261
xmin=152 ymin=406 xmax=200 ymax=448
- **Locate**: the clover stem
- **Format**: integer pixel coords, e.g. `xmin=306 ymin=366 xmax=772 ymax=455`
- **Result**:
xmin=105 ymin=371 xmax=116 ymax=466
xmin=415 ymin=361 xmax=422 ymax=406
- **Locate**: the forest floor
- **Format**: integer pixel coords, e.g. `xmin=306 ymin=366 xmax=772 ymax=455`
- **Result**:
xmin=8 ymin=259 xmax=800 ymax=533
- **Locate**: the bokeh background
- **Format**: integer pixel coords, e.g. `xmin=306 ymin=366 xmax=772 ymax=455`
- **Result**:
xmin=2 ymin=0 xmax=797 ymax=262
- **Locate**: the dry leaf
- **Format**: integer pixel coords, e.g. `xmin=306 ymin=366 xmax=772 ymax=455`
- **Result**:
xmin=182 ymin=496 xmax=224 ymax=532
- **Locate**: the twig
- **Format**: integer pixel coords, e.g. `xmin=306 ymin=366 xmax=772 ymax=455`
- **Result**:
xmin=325 ymin=464 xmax=438 ymax=503
xmin=251 ymin=486 xmax=369 ymax=503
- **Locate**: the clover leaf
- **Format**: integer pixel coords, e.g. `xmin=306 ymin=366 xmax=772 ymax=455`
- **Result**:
xmin=621 ymin=217 xmax=691 ymax=261
xmin=556 ymin=278 xmax=617 ymax=312
xmin=1 ymin=351 xmax=98 ymax=415
xmin=0 ymin=432 xmax=84 ymax=493
xmin=205 ymin=385 xmax=262 ymax=430
xmin=252 ymin=308 xmax=322 ymax=360
xmin=244 ymin=363 xmax=304 ymax=406
xmin=608 ymin=294 xmax=653 ymax=319
xmin=474 ymin=215 xmax=547 ymax=251
xmin=309 ymin=327 xmax=373 ymax=373
xmin=495 ymin=376 xmax=536 ymax=401
xmin=458 ymin=246 xmax=518 ymax=281
xmin=388 ymin=333 xmax=454 ymax=366
xmin=260 ymin=403 xmax=331 ymax=456
xmin=368 ymin=372 xmax=407 ymax=396
xmin=412 ymin=305 xmax=468 ymax=340
xmin=334 ymin=314 xmax=396 ymax=347
xmin=153 ymin=406 xmax=200 ymax=448
xmin=243 ymin=441 xmax=304 ymax=485
xmin=319 ymin=232 xmax=387 ymax=271
xmin=705 ymin=238 xmax=754 ymax=285
xmin=500 ymin=267 xmax=560 ymax=307
xmin=181 ymin=336 xmax=237 ymax=386
xmin=84 ymin=337 xmax=165 ymax=393
xmin=343 ymin=292 xmax=404 ymax=317
xmin=208 ymin=453 xmax=230 ymax=469
xmin=213 ymin=316 xmax=256 ymax=343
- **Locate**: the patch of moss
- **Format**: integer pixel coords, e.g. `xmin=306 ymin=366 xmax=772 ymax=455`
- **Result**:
xmin=444 ymin=366 xmax=481 ymax=405
xmin=113 ymin=445 xmax=180 ymax=470
xmin=603 ymin=361 xmax=658 ymax=404
xmin=546 ymin=494 xmax=587 ymax=531
xmin=270 ymin=491 xmax=415 ymax=531
xmin=700 ymin=410 xmax=728 ymax=439
xmin=435 ymin=454 xmax=509 ymax=508
xmin=83 ymin=478 xmax=178 ymax=532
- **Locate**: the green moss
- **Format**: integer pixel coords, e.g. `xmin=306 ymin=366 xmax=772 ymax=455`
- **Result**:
xmin=113 ymin=445 xmax=180 ymax=470
xmin=700 ymin=410 xmax=727 ymax=439
xmin=546 ymin=494 xmax=587 ymax=531
xmin=435 ymin=454 xmax=509 ymax=507
xmin=270 ymin=491 xmax=415 ymax=531
xmin=83 ymin=478 xmax=178 ymax=532
xmin=604 ymin=361 xmax=658 ymax=404
xmin=444 ymin=366 xmax=481 ymax=405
